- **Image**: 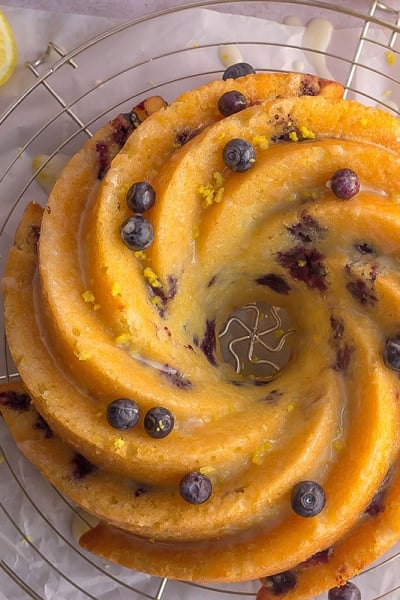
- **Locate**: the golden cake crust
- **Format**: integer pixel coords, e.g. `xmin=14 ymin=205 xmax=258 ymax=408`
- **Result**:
xmin=3 ymin=71 xmax=400 ymax=597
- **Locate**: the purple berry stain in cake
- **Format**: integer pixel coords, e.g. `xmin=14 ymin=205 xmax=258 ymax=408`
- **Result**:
xmin=265 ymin=571 xmax=297 ymax=595
xmin=110 ymin=114 xmax=133 ymax=147
xmin=303 ymin=547 xmax=332 ymax=566
xmin=346 ymin=278 xmax=377 ymax=306
xmin=175 ymin=127 xmax=201 ymax=147
xmin=166 ymin=275 xmax=178 ymax=300
xmin=277 ymin=246 xmax=328 ymax=291
xmin=34 ymin=414 xmax=53 ymax=438
xmin=200 ymin=319 xmax=217 ymax=365
xmin=330 ymin=316 xmax=353 ymax=372
xmin=96 ymin=141 xmax=109 ymax=180
xmin=300 ymin=75 xmax=319 ymax=96
xmin=162 ymin=368 xmax=192 ymax=390
xmin=365 ymin=488 xmax=387 ymax=516
xmin=255 ymin=273 xmax=291 ymax=295
xmin=287 ymin=214 xmax=326 ymax=244
xmin=71 ymin=453 xmax=96 ymax=480
xmin=0 ymin=390 xmax=31 ymax=411
xmin=261 ymin=389 xmax=283 ymax=403
xmin=345 ymin=263 xmax=378 ymax=307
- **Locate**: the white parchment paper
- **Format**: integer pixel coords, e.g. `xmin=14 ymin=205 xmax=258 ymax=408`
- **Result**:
xmin=1 ymin=5 xmax=400 ymax=600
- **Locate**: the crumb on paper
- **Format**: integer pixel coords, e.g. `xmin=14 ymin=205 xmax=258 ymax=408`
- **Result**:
xmin=386 ymin=50 xmax=396 ymax=66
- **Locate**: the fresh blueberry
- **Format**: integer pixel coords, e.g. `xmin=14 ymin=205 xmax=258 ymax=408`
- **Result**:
xmin=179 ymin=472 xmax=212 ymax=504
xmin=384 ymin=336 xmax=400 ymax=371
xmin=106 ymin=398 xmax=140 ymax=430
xmin=223 ymin=138 xmax=256 ymax=172
xmin=120 ymin=215 xmax=154 ymax=250
xmin=144 ymin=406 xmax=174 ymax=438
xmin=126 ymin=181 xmax=156 ymax=213
xmin=330 ymin=168 xmax=360 ymax=199
xmin=328 ymin=582 xmax=361 ymax=600
xmin=217 ymin=90 xmax=248 ymax=116
xmin=222 ymin=62 xmax=256 ymax=80
xmin=291 ymin=480 xmax=326 ymax=517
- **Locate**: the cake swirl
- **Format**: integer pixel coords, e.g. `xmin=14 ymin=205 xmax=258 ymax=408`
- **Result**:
xmin=2 ymin=70 xmax=400 ymax=598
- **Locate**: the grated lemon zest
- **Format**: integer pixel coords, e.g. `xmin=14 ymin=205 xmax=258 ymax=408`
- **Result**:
xmin=289 ymin=131 xmax=299 ymax=142
xmin=82 ymin=290 xmax=95 ymax=303
xmin=200 ymin=466 xmax=216 ymax=475
xmin=151 ymin=296 xmax=164 ymax=310
xmin=144 ymin=267 xmax=162 ymax=288
xmin=134 ymin=251 xmax=146 ymax=261
xmin=299 ymin=125 xmax=315 ymax=139
xmin=74 ymin=350 xmax=91 ymax=361
xmin=114 ymin=332 xmax=131 ymax=346
xmin=198 ymin=171 xmax=225 ymax=208
xmin=111 ymin=282 xmax=121 ymax=296
xmin=113 ymin=438 xmax=125 ymax=450
xmin=252 ymin=135 xmax=269 ymax=149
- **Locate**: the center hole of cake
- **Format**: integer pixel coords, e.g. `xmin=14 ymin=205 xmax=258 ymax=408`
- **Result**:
xmin=218 ymin=303 xmax=296 ymax=383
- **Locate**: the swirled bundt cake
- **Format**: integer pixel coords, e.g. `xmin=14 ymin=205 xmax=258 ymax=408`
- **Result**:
xmin=2 ymin=68 xmax=400 ymax=599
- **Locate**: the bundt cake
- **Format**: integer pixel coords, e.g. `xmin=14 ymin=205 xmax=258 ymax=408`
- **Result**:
xmin=2 ymin=68 xmax=400 ymax=599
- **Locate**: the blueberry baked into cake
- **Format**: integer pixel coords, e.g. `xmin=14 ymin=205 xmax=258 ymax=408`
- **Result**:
xmin=2 ymin=66 xmax=400 ymax=600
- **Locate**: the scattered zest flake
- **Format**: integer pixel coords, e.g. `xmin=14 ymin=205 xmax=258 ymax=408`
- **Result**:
xmin=298 ymin=125 xmax=315 ymax=139
xmin=197 ymin=171 xmax=225 ymax=208
xmin=114 ymin=332 xmax=131 ymax=346
xmin=252 ymin=135 xmax=269 ymax=149
xmin=386 ymin=50 xmax=396 ymax=66
xmin=200 ymin=466 xmax=216 ymax=475
xmin=111 ymin=282 xmax=121 ymax=296
xmin=113 ymin=438 xmax=125 ymax=450
xmin=74 ymin=349 xmax=91 ymax=361
xmin=144 ymin=267 xmax=162 ymax=288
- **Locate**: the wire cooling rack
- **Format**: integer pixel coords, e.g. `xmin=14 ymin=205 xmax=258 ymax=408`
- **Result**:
xmin=2 ymin=1 xmax=400 ymax=598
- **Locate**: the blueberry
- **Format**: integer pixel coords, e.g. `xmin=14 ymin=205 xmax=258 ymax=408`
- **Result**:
xmin=144 ymin=406 xmax=174 ymax=438
xmin=120 ymin=215 xmax=154 ymax=250
xmin=330 ymin=168 xmax=360 ymax=199
xmin=328 ymin=582 xmax=361 ymax=600
xmin=223 ymin=138 xmax=256 ymax=172
xmin=217 ymin=90 xmax=248 ymax=116
xmin=384 ymin=336 xmax=400 ymax=371
xmin=126 ymin=181 xmax=155 ymax=213
xmin=222 ymin=62 xmax=256 ymax=80
xmin=106 ymin=398 xmax=140 ymax=430
xmin=291 ymin=481 xmax=326 ymax=517
xmin=179 ymin=472 xmax=212 ymax=504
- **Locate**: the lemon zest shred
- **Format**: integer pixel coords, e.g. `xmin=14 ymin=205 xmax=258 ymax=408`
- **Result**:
xmin=144 ymin=267 xmax=162 ymax=288
xmin=151 ymin=296 xmax=164 ymax=310
xmin=200 ymin=466 xmax=216 ymax=475
xmin=111 ymin=282 xmax=121 ymax=296
xmin=299 ymin=125 xmax=315 ymax=139
xmin=74 ymin=350 xmax=91 ymax=361
xmin=289 ymin=131 xmax=299 ymax=142
xmin=82 ymin=290 xmax=95 ymax=303
xmin=113 ymin=438 xmax=125 ymax=450
xmin=252 ymin=135 xmax=269 ymax=149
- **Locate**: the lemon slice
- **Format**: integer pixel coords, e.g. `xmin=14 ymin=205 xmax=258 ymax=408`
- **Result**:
xmin=0 ymin=10 xmax=16 ymax=86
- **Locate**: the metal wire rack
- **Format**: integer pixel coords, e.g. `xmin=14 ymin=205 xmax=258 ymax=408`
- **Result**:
xmin=2 ymin=1 xmax=400 ymax=598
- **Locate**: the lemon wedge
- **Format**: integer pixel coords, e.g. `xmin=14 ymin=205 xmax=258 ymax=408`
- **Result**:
xmin=0 ymin=10 xmax=17 ymax=86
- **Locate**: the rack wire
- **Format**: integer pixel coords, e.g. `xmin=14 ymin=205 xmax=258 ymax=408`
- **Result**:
xmin=2 ymin=1 xmax=400 ymax=598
